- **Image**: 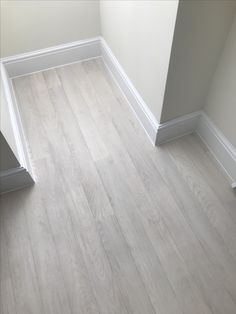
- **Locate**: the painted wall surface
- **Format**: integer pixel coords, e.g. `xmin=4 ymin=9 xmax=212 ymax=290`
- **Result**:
xmin=204 ymin=15 xmax=236 ymax=147
xmin=161 ymin=0 xmax=236 ymax=123
xmin=100 ymin=0 xmax=178 ymax=122
xmin=0 ymin=0 xmax=100 ymax=58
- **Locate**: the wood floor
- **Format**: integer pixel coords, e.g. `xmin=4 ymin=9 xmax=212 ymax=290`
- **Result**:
xmin=1 ymin=58 xmax=236 ymax=314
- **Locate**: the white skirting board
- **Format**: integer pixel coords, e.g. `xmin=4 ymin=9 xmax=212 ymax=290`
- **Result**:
xmin=100 ymin=38 xmax=236 ymax=186
xmin=2 ymin=36 xmax=199 ymax=147
xmin=196 ymin=112 xmax=236 ymax=187
xmin=156 ymin=111 xmax=236 ymax=186
xmin=2 ymin=37 xmax=101 ymax=78
xmin=100 ymin=38 xmax=201 ymax=146
xmin=0 ymin=63 xmax=35 ymax=194
xmin=0 ymin=37 xmax=101 ymax=194
xmin=156 ymin=111 xmax=201 ymax=145
xmin=101 ymin=38 xmax=159 ymax=145
xmin=1 ymin=36 xmax=235 ymax=190
xmin=0 ymin=167 xmax=34 ymax=195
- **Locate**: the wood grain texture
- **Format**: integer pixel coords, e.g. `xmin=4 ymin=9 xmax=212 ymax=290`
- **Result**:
xmin=1 ymin=58 xmax=235 ymax=314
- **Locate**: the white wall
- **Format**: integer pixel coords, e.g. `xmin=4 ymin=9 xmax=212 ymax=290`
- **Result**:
xmin=0 ymin=0 xmax=100 ymax=58
xmin=1 ymin=0 xmax=235 ymax=148
xmin=161 ymin=0 xmax=236 ymax=123
xmin=100 ymin=0 xmax=178 ymax=122
xmin=204 ymin=14 xmax=236 ymax=147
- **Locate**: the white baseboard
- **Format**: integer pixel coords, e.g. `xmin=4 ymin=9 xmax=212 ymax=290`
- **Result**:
xmin=1 ymin=63 xmax=35 ymax=193
xmin=156 ymin=111 xmax=201 ymax=145
xmin=196 ymin=112 xmax=236 ymax=186
xmin=2 ymin=36 xmax=199 ymax=148
xmin=0 ymin=167 xmax=34 ymax=195
xmin=0 ymin=37 xmax=100 ymax=194
xmin=1 ymin=37 xmax=235 ymax=189
xmin=101 ymin=38 xmax=201 ymax=146
xmin=100 ymin=38 xmax=159 ymax=145
xmin=1 ymin=37 xmax=101 ymax=78
xmin=1 ymin=63 xmax=34 ymax=176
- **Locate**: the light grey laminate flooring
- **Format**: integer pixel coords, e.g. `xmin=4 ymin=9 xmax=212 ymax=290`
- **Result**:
xmin=1 ymin=59 xmax=236 ymax=314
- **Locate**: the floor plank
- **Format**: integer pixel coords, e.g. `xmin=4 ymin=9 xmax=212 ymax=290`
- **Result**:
xmin=1 ymin=58 xmax=236 ymax=314
xmin=89 ymin=59 xmax=236 ymax=314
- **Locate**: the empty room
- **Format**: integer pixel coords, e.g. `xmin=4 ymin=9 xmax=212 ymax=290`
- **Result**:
xmin=1 ymin=1 xmax=236 ymax=313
